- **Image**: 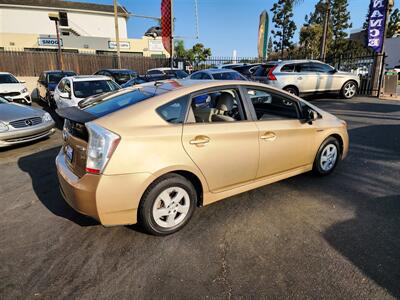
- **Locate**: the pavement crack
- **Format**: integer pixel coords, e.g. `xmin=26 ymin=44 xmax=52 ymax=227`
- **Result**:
xmin=217 ymin=235 xmax=233 ymax=300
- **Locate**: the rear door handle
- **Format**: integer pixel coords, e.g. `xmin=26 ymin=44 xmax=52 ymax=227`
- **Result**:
xmin=190 ymin=135 xmax=210 ymax=145
xmin=260 ymin=132 xmax=277 ymax=141
xmin=297 ymin=77 xmax=303 ymax=80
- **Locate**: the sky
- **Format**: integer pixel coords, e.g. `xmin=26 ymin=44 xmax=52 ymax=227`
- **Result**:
xmin=70 ymin=0 xmax=400 ymax=57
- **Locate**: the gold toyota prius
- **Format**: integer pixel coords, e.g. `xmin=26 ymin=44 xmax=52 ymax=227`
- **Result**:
xmin=56 ymin=79 xmax=349 ymax=235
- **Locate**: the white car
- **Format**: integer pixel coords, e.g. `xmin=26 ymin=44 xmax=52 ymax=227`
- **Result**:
xmin=0 ymin=72 xmax=31 ymax=105
xmin=53 ymin=75 xmax=120 ymax=109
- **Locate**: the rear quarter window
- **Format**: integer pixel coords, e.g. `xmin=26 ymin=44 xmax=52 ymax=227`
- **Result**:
xmin=156 ymin=96 xmax=188 ymax=124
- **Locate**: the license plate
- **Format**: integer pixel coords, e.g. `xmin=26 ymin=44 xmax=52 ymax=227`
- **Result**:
xmin=65 ymin=145 xmax=73 ymax=162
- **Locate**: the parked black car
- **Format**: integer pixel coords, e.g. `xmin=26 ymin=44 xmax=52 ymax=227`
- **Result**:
xmin=121 ymin=76 xmax=150 ymax=88
xmin=94 ymin=69 xmax=138 ymax=85
xmin=146 ymin=68 xmax=189 ymax=81
xmin=37 ymin=70 xmax=77 ymax=107
xmin=226 ymin=63 xmax=262 ymax=79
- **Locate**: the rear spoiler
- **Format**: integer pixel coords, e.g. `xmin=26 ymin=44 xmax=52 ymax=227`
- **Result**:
xmin=56 ymin=107 xmax=97 ymax=124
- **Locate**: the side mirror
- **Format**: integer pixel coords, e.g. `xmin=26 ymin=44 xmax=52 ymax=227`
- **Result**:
xmin=59 ymin=91 xmax=70 ymax=99
xmin=329 ymin=68 xmax=338 ymax=74
xmin=307 ymin=109 xmax=318 ymax=123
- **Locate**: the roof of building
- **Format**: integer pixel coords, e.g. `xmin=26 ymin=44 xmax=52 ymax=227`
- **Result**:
xmin=0 ymin=0 xmax=129 ymax=15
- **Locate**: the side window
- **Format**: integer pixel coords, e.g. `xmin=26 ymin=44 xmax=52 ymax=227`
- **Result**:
xmin=148 ymin=70 xmax=163 ymax=75
xmin=39 ymin=73 xmax=45 ymax=82
xmin=280 ymin=64 xmax=296 ymax=73
xmin=58 ymin=79 xmax=65 ymax=92
xmin=189 ymin=88 xmax=246 ymax=123
xmin=64 ymin=80 xmax=71 ymax=93
xmin=312 ymin=63 xmax=334 ymax=73
xmin=247 ymin=88 xmax=299 ymax=120
xmin=156 ymin=96 xmax=188 ymax=124
xmin=299 ymin=63 xmax=315 ymax=73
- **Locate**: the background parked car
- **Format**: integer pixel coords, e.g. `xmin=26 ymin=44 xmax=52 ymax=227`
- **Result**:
xmin=94 ymin=69 xmax=137 ymax=86
xmin=146 ymin=68 xmax=189 ymax=80
xmin=121 ymin=76 xmax=149 ymax=88
xmin=53 ymin=75 xmax=120 ymax=109
xmin=0 ymin=96 xmax=55 ymax=147
xmin=252 ymin=60 xmax=360 ymax=99
xmin=189 ymin=69 xmax=248 ymax=81
xmin=37 ymin=70 xmax=77 ymax=107
xmin=0 ymin=72 xmax=31 ymax=105
xmin=227 ymin=63 xmax=262 ymax=79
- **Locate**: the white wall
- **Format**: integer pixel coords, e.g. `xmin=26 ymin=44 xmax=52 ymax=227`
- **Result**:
xmin=0 ymin=7 xmax=127 ymax=39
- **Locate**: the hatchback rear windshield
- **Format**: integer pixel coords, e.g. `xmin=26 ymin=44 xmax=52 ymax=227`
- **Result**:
xmin=83 ymin=85 xmax=172 ymax=117
xmin=73 ymin=80 xmax=120 ymax=98
xmin=254 ymin=65 xmax=277 ymax=77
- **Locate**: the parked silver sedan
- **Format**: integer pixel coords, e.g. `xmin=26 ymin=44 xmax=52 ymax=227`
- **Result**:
xmin=0 ymin=97 xmax=55 ymax=148
xmin=252 ymin=60 xmax=360 ymax=99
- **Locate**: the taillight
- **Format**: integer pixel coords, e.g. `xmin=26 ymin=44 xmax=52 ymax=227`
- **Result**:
xmin=267 ymin=65 xmax=278 ymax=81
xmin=85 ymin=122 xmax=120 ymax=175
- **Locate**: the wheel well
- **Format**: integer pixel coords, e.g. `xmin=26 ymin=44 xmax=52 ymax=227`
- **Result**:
xmin=283 ymin=85 xmax=299 ymax=93
xmin=167 ymin=171 xmax=204 ymax=207
xmin=330 ymin=134 xmax=344 ymax=156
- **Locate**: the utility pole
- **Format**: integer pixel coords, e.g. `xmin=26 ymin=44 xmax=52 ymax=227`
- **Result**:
xmin=113 ymin=0 xmax=121 ymax=69
xmin=48 ymin=13 xmax=63 ymax=70
xmin=320 ymin=0 xmax=330 ymax=61
xmin=170 ymin=0 xmax=174 ymax=69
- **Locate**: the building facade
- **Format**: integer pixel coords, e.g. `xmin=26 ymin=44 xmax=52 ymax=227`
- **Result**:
xmin=0 ymin=0 xmax=168 ymax=57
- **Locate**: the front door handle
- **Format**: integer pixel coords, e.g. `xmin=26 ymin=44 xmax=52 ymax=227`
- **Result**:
xmin=190 ymin=135 xmax=210 ymax=146
xmin=260 ymin=132 xmax=277 ymax=141
xmin=297 ymin=77 xmax=303 ymax=80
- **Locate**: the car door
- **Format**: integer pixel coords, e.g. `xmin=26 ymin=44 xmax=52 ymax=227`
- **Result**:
xmin=37 ymin=73 xmax=46 ymax=99
xmin=182 ymin=86 xmax=259 ymax=192
xmin=311 ymin=62 xmax=338 ymax=92
xmin=54 ymin=78 xmax=71 ymax=108
xmin=243 ymin=86 xmax=316 ymax=178
xmin=297 ymin=63 xmax=320 ymax=93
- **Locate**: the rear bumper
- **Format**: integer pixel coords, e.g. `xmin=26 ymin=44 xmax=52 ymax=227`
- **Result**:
xmin=56 ymin=150 xmax=155 ymax=226
xmin=0 ymin=121 xmax=55 ymax=147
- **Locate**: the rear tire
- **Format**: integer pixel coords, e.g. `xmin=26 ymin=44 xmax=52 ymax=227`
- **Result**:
xmin=139 ymin=174 xmax=197 ymax=236
xmin=313 ymin=137 xmax=340 ymax=176
xmin=341 ymin=81 xmax=357 ymax=99
xmin=283 ymin=86 xmax=299 ymax=96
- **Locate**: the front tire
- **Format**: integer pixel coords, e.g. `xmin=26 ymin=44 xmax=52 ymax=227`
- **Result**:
xmin=283 ymin=86 xmax=299 ymax=96
xmin=313 ymin=137 xmax=340 ymax=176
xmin=341 ymin=81 xmax=357 ymax=99
xmin=139 ymin=174 xmax=197 ymax=235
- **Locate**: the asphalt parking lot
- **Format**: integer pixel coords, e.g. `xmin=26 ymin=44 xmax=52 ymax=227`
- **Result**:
xmin=1 ymin=96 xmax=399 ymax=299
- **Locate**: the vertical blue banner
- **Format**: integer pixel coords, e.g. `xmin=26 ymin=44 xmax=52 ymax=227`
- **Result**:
xmin=367 ymin=0 xmax=388 ymax=53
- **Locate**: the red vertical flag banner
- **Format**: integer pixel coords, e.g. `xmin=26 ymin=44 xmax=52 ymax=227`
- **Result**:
xmin=161 ymin=0 xmax=172 ymax=54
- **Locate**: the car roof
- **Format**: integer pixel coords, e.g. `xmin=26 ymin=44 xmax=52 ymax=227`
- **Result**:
xmin=43 ymin=70 xmax=76 ymax=74
xmin=67 ymin=75 xmax=112 ymax=82
xmin=0 ymin=72 xmax=13 ymax=75
xmin=195 ymin=69 xmax=242 ymax=74
xmin=264 ymin=59 xmax=326 ymax=65
xmin=147 ymin=67 xmax=182 ymax=71
xmin=98 ymin=69 xmax=136 ymax=72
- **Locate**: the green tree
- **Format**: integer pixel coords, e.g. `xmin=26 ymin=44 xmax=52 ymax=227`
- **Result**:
xmin=363 ymin=5 xmax=371 ymax=30
xmin=270 ymin=0 xmax=297 ymax=58
xmin=186 ymin=43 xmax=212 ymax=64
xmin=174 ymin=40 xmax=188 ymax=58
xmin=387 ymin=8 xmax=400 ymax=38
xmin=267 ymin=37 xmax=273 ymax=56
xmin=331 ymin=0 xmax=352 ymax=56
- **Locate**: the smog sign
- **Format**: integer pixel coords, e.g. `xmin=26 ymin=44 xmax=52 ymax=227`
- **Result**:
xmin=38 ymin=38 xmax=63 ymax=47
xmin=367 ymin=0 xmax=388 ymax=53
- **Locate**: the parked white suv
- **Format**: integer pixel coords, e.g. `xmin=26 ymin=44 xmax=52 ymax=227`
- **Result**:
xmin=53 ymin=75 xmax=120 ymax=109
xmin=0 ymin=72 xmax=31 ymax=105
xmin=252 ymin=60 xmax=360 ymax=99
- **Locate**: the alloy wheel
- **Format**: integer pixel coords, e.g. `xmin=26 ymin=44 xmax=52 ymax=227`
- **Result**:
xmin=344 ymin=82 xmax=357 ymax=98
xmin=320 ymin=144 xmax=338 ymax=172
xmin=152 ymin=187 xmax=191 ymax=228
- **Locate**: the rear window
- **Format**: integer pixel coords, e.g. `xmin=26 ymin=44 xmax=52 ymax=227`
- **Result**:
xmin=254 ymin=65 xmax=276 ymax=77
xmin=48 ymin=72 xmax=76 ymax=83
xmin=84 ymin=89 xmax=154 ymax=117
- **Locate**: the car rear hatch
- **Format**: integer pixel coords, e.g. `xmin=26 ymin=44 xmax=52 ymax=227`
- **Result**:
xmin=252 ymin=64 xmax=278 ymax=83
xmin=57 ymin=107 xmax=96 ymax=178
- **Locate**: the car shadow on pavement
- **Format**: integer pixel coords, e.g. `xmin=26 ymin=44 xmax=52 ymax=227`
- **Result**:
xmin=287 ymin=123 xmax=400 ymax=298
xmin=33 ymin=98 xmax=64 ymax=130
xmin=18 ymin=146 xmax=98 ymax=226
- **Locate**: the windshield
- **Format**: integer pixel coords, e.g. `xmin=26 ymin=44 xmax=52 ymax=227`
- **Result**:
xmin=84 ymin=88 xmax=154 ymax=117
xmin=165 ymin=70 xmax=189 ymax=78
xmin=73 ymin=80 xmax=120 ymax=98
xmin=0 ymin=74 xmax=19 ymax=84
xmin=48 ymin=72 xmax=76 ymax=83
xmin=212 ymin=72 xmax=247 ymax=81
xmin=112 ymin=70 xmax=137 ymax=82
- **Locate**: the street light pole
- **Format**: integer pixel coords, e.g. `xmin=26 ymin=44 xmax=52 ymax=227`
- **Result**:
xmin=49 ymin=13 xmax=63 ymax=70
xmin=114 ymin=0 xmax=122 ymax=69
xmin=170 ymin=0 xmax=174 ymax=69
